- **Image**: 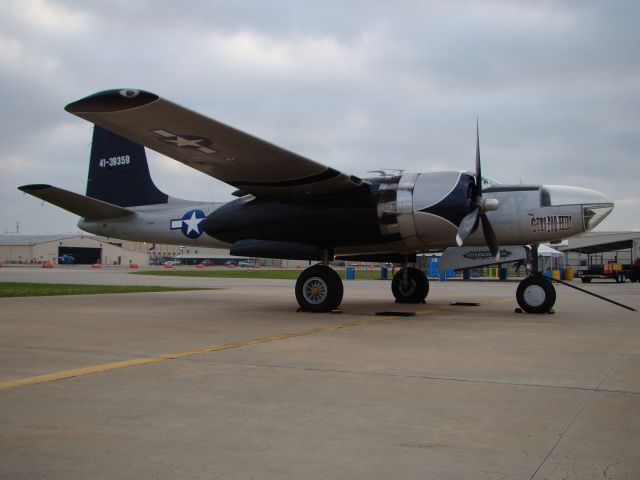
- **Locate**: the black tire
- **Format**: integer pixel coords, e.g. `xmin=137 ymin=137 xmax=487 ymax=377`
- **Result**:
xmin=295 ymin=265 xmax=344 ymax=312
xmin=516 ymin=275 xmax=556 ymax=314
xmin=392 ymin=267 xmax=429 ymax=303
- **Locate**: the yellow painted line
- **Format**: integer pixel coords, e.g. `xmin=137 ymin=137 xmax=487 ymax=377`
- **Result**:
xmin=0 ymin=299 xmax=509 ymax=393
xmin=0 ymin=357 xmax=160 ymax=392
xmin=0 ymin=315 xmax=399 ymax=392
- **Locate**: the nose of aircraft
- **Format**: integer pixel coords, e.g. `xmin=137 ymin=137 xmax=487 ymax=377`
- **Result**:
xmin=541 ymin=185 xmax=614 ymax=232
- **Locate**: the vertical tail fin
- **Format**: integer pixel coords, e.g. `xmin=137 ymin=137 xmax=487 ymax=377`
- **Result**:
xmin=87 ymin=126 xmax=168 ymax=207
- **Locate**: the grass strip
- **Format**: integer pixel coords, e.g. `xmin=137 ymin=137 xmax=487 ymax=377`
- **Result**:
xmin=132 ymin=268 xmax=389 ymax=280
xmin=0 ymin=282 xmax=211 ymax=298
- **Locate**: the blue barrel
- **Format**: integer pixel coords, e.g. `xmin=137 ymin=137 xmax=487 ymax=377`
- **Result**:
xmin=543 ymin=268 xmax=552 ymax=278
xmin=463 ymin=269 xmax=470 ymax=280
xmin=380 ymin=267 xmax=388 ymax=280
xmin=428 ymin=257 xmax=439 ymax=277
xmin=499 ymin=268 xmax=508 ymax=280
xmin=346 ymin=267 xmax=355 ymax=280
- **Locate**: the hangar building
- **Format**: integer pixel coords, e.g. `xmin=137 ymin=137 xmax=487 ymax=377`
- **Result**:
xmin=0 ymin=234 xmax=302 ymax=267
xmin=0 ymin=234 xmax=181 ymax=266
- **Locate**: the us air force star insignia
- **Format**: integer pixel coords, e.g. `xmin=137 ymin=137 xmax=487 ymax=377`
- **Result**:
xmin=170 ymin=209 xmax=206 ymax=239
xmin=153 ymin=129 xmax=217 ymax=154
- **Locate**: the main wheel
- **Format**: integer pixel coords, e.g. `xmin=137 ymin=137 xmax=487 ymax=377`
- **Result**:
xmin=295 ymin=265 xmax=344 ymax=312
xmin=392 ymin=267 xmax=429 ymax=303
xmin=516 ymin=275 xmax=556 ymax=314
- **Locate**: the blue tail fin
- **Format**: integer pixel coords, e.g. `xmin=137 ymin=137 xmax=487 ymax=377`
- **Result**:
xmin=87 ymin=126 xmax=168 ymax=207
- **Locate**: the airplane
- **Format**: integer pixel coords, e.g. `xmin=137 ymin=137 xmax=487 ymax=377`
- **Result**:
xmin=58 ymin=254 xmax=74 ymax=265
xmin=19 ymin=89 xmax=614 ymax=313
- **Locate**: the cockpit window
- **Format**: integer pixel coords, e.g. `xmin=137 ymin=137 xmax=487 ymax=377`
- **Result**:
xmin=540 ymin=185 xmax=612 ymax=207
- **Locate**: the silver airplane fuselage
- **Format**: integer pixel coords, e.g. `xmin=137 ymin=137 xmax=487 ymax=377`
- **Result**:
xmin=78 ymin=170 xmax=613 ymax=257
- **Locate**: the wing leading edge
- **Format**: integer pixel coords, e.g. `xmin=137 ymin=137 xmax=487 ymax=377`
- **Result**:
xmin=66 ymin=89 xmax=366 ymax=199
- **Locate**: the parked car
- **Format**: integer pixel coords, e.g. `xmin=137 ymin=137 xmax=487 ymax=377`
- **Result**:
xmin=238 ymin=260 xmax=258 ymax=268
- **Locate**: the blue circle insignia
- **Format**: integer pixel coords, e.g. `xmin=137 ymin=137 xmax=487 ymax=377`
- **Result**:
xmin=180 ymin=209 xmax=206 ymax=239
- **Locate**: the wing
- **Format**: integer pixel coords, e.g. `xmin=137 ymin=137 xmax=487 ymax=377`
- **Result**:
xmin=66 ymin=89 xmax=366 ymax=198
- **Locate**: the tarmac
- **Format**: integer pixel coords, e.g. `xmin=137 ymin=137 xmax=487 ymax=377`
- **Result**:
xmin=1 ymin=266 xmax=639 ymax=479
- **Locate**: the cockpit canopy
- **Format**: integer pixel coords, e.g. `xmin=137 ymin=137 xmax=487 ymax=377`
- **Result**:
xmin=541 ymin=185 xmax=614 ymax=231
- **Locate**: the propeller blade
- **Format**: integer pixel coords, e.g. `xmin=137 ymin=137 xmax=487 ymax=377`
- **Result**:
xmin=456 ymin=206 xmax=480 ymax=246
xmin=476 ymin=119 xmax=482 ymax=198
xmin=457 ymin=120 xmax=500 ymax=259
xmin=480 ymin=213 xmax=500 ymax=259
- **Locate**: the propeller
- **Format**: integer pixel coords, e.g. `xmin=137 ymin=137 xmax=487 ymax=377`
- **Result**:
xmin=455 ymin=122 xmax=500 ymax=259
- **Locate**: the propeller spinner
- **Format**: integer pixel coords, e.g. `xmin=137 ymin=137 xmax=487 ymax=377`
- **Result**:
xmin=455 ymin=124 xmax=500 ymax=259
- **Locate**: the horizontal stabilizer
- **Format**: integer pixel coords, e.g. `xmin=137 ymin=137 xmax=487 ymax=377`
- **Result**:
xmin=439 ymin=245 xmax=527 ymax=271
xmin=18 ymin=184 xmax=135 ymax=220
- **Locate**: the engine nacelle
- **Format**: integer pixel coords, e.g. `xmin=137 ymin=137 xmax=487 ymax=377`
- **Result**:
xmin=374 ymin=171 xmax=613 ymax=250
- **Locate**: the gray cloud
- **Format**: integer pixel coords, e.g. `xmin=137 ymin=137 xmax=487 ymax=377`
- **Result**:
xmin=1 ymin=0 xmax=638 ymax=235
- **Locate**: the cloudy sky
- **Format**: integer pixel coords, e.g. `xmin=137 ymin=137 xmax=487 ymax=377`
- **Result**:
xmin=1 ymin=0 xmax=638 ymax=236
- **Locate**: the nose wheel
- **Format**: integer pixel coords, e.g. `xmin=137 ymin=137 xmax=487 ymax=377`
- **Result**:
xmin=516 ymin=275 xmax=556 ymax=314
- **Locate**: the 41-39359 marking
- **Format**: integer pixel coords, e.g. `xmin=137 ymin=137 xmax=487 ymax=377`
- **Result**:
xmin=99 ymin=155 xmax=130 ymax=168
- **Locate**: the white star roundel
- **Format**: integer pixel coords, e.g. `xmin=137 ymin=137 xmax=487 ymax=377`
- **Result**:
xmin=170 ymin=209 xmax=206 ymax=239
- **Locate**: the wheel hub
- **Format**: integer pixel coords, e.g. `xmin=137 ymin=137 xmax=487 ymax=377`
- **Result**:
xmin=303 ymin=277 xmax=328 ymax=304
xmin=523 ymin=284 xmax=546 ymax=307
xmin=399 ymin=280 xmax=417 ymax=296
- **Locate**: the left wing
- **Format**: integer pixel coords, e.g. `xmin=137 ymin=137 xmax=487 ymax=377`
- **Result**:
xmin=66 ymin=89 xmax=365 ymax=199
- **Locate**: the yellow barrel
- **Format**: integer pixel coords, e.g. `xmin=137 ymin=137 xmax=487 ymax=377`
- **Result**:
xmin=552 ymin=269 xmax=561 ymax=281
xmin=564 ymin=267 xmax=574 ymax=280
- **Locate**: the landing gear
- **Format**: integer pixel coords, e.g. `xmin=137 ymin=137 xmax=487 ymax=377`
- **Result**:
xmin=295 ymin=264 xmax=343 ymax=312
xmin=516 ymin=244 xmax=556 ymax=314
xmin=392 ymin=267 xmax=429 ymax=303
xmin=516 ymin=275 xmax=556 ymax=314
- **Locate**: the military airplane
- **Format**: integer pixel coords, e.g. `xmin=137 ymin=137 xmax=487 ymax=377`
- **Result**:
xmin=19 ymin=89 xmax=614 ymax=313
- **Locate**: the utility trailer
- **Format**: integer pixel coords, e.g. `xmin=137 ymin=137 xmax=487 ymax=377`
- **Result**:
xmin=580 ymin=263 xmax=639 ymax=283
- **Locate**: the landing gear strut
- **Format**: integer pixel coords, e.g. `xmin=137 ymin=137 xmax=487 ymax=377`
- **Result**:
xmin=516 ymin=244 xmax=556 ymax=314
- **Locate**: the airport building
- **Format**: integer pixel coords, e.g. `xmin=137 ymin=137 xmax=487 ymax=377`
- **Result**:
xmin=0 ymin=234 xmax=305 ymax=267
xmin=0 ymin=234 xmax=181 ymax=266
xmin=558 ymin=231 xmax=640 ymax=271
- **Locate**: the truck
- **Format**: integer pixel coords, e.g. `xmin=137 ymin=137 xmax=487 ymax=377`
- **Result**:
xmin=579 ymin=263 xmax=639 ymax=283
